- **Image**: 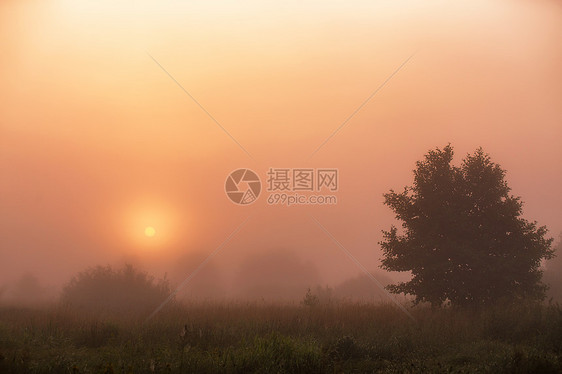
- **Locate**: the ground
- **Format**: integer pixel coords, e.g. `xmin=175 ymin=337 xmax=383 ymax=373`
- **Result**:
xmin=1 ymin=302 xmax=561 ymax=373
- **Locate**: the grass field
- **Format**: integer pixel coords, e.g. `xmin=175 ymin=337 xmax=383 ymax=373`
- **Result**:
xmin=1 ymin=301 xmax=561 ymax=373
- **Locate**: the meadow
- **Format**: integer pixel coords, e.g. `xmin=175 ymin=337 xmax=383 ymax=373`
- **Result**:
xmin=1 ymin=300 xmax=562 ymax=373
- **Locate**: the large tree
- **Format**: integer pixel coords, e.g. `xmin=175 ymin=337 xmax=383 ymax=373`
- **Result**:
xmin=380 ymin=145 xmax=553 ymax=307
xmin=543 ymin=237 xmax=562 ymax=302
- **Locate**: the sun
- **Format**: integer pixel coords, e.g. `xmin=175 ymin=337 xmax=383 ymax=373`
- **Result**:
xmin=144 ymin=226 xmax=156 ymax=237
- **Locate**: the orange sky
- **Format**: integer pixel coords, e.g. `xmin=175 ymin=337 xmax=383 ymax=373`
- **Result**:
xmin=1 ymin=0 xmax=561 ymax=295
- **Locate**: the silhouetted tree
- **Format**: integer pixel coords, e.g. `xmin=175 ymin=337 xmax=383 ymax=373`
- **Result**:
xmin=380 ymin=145 xmax=553 ymax=307
xmin=544 ymin=236 xmax=562 ymax=302
xmin=61 ymin=264 xmax=171 ymax=316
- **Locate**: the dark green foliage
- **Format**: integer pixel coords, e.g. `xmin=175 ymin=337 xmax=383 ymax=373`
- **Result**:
xmin=544 ymin=238 xmax=562 ymax=302
xmin=1 ymin=302 xmax=562 ymax=373
xmin=60 ymin=264 xmax=171 ymax=317
xmin=328 ymin=335 xmax=364 ymax=361
xmin=381 ymin=145 xmax=554 ymax=307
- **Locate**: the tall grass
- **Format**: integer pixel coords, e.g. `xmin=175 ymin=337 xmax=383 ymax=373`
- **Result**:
xmin=1 ymin=301 xmax=561 ymax=373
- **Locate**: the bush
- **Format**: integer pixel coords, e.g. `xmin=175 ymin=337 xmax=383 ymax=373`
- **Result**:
xmin=328 ymin=335 xmax=364 ymax=361
xmin=60 ymin=264 xmax=171 ymax=318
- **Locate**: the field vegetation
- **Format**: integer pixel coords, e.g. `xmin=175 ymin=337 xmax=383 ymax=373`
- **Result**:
xmin=1 ymin=298 xmax=562 ymax=373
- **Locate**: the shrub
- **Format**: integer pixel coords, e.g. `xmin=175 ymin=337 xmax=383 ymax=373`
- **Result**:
xmin=60 ymin=264 xmax=171 ymax=318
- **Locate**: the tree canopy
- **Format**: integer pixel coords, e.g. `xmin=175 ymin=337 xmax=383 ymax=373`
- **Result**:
xmin=380 ymin=145 xmax=553 ymax=307
xmin=61 ymin=264 xmax=171 ymax=316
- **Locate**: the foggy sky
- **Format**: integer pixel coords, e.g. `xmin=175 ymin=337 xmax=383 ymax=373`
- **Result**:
xmin=1 ymin=0 xmax=561 ymax=299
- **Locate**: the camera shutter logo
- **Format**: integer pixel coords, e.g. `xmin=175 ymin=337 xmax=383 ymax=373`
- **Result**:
xmin=225 ymin=169 xmax=261 ymax=205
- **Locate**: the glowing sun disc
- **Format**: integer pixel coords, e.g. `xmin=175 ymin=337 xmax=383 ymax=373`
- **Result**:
xmin=144 ymin=226 xmax=156 ymax=237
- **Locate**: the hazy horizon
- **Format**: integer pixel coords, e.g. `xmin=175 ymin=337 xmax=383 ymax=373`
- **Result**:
xmin=1 ymin=0 xmax=561 ymax=305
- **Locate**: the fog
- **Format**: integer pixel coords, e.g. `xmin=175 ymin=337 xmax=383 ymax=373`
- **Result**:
xmin=1 ymin=0 xmax=561 ymax=309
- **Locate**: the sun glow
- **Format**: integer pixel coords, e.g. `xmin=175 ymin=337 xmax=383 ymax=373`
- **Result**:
xmin=114 ymin=197 xmax=188 ymax=254
xmin=144 ymin=226 xmax=156 ymax=237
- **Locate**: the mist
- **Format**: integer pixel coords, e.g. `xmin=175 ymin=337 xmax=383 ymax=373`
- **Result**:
xmin=1 ymin=0 xmax=561 ymax=312
xmin=2 ymin=1 xmax=562 ymax=372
